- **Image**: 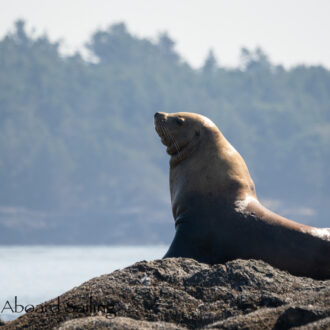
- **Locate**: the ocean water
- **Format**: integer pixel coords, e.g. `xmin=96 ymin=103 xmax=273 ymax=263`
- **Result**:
xmin=0 ymin=245 xmax=167 ymax=321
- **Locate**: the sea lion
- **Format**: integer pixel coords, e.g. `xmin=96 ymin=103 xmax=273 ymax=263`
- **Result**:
xmin=154 ymin=111 xmax=330 ymax=280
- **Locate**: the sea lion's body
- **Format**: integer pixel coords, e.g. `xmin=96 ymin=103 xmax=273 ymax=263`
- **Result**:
xmin=154 ymin=111 xmax=330 ymax=280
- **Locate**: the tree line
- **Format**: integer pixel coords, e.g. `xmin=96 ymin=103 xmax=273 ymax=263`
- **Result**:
xmin=0 ymin=20 xmax=329 ymax=244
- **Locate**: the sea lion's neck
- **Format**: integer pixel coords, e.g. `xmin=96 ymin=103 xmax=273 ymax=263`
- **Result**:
xmin=169 ymin=134 xmax=201 ymax=168
xmin=170 ymin=128 xmax=257 ymax=219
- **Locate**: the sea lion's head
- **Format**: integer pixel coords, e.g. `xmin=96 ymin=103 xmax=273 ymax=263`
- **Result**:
xmin=154 ymin=112 xmax=218 ymax=167
xmin=154 ymin=111 xmax=256 ymax=201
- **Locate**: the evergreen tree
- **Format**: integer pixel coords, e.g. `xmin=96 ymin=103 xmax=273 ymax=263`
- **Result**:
xmin=202 ymin=49 xmax=218 ymax=74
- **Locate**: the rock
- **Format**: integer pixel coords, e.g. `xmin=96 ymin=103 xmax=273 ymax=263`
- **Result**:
xmin=57 ymin=316 xmax=185 ymax=329
xmin=205 ymin=306 xmax=330 ymax=329
xmin=292 ymin=317 xmax=330 ymax=329
xmin=2 ymin=258 xmax=330 ymax=329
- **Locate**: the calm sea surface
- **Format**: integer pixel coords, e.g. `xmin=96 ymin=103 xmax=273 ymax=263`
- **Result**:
xmin=0 ymin=245 xmax=167 ymax=321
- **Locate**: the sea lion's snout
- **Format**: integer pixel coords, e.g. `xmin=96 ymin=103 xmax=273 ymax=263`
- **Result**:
xmin=154 ymin=112 xmax=168 ymax=134
xmin=154 ymin=112 xmax=167 ymax=121
xmin=154 ymin=112 xmax=169 ymax=144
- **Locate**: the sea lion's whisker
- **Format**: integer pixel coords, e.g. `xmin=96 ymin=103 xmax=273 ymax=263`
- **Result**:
xmin=159 ymin=124 xmax=169 ymax=144
xmin=164 ymin=127 xmax=182 ymax=160
xmin=163 ymin=125 xmax=181 ymax=158
xmin=160 ymin=123 xmax=181 ymax=159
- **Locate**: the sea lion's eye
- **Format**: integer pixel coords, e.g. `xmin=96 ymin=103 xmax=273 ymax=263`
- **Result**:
xmin=176 ymin=117 xmax=184 ymax=126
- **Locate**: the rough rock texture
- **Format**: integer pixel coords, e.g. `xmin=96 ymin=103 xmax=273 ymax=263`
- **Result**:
xmin=2 ymin=258 xmax=330 ymax=329
xmin=57 ymin=316 xmax=184 ymax=329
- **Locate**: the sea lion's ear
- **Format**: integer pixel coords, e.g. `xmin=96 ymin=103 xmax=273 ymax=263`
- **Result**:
xmin=195 ymin=130 xmax=200 ymax=137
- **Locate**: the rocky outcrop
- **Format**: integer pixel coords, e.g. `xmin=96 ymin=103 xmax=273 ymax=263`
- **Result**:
xmin=3 ymin=258 xmax=330 ymax=329
xmin=57 ymin=316 xmax=184 ymax=329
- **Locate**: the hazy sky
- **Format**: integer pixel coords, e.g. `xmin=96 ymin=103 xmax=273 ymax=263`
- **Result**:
xmin=1 ymin=0 xmax=330 ymax=68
